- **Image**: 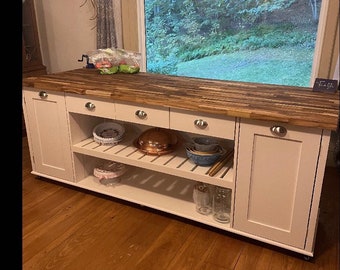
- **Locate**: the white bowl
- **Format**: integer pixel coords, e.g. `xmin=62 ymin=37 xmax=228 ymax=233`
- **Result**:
xmin=93 ymin=122 xmax=125 ymax=145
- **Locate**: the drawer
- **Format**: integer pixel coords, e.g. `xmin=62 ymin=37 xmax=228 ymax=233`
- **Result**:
xmin=170 ymin=108 xmax=235 ymax=139
xmin=115 ymin=101 xmax=169 ymax=128
xmin=66 ymin=94 xmax=115 ymax=119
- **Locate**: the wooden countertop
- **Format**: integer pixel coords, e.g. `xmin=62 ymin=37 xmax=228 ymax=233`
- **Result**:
xmin=23 ymin=68 xmax=339 ymax=130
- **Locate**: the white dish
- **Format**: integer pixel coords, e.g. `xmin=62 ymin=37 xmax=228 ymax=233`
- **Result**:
xmin=93 ymin=122 xmax=125 ymax=145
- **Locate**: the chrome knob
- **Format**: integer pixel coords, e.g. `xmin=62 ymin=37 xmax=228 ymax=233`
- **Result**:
xmin=135 ymin=110 xmax=147 ymax=119
xmin=270 ymin=125 xmax=287 ymax=136
xmin=85 ymin=102 xmax=96 ymax=110
xmin=38 ymin=91 xmax=48 ymax=99
xmin=194 ymin=119 xmax=208 ymax=129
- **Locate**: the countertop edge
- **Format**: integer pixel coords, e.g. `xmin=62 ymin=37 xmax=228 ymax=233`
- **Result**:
xmin=22 ymin=70 xmax=340 ymax=131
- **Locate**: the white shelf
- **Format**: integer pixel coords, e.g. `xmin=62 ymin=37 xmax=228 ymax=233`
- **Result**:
xmin=75 ymin=167 xmax=231 ymax=231
xmin=72 ymin=134 xmax=234 ymax=189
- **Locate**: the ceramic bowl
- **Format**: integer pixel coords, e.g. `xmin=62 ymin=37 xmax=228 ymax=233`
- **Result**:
xmin=192 ymin=137 xmax=219 ymax=152
xmin=186 ymin=146 xmax=226 ymax=166
xmin=93 ymin=122 xmax=125 ymax=145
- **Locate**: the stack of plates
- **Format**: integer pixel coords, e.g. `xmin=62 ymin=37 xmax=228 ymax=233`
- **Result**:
xmin=93 ymin=122 xmax=125 ymax=145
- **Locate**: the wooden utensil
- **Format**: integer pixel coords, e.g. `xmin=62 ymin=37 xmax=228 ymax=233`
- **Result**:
xmin=207 ymin=149 xmax=234 ymax=176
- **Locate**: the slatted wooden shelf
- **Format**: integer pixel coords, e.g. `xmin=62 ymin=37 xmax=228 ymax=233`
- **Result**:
xmin=72 ymin=132 xmax=234 ymax=189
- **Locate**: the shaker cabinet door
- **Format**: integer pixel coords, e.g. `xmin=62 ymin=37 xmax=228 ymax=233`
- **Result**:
xmin=23 ymin=89 xmax=74 ymax=181
xmin=233 ymin=118 xmax=322 ymax=249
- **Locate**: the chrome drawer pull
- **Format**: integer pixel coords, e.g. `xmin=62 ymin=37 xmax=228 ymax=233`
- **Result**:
xmin=135 ymin=110 xmax=147 ymax=119
xmin=85 ymin=102 xmax=96 ymax=110
xmin=38 ymin=91 xmax=48 ymax=99
xmin=194 ymin=119 xmax=208 ymax=129
xmin=270 ymin=125 xmax=287 ymax=136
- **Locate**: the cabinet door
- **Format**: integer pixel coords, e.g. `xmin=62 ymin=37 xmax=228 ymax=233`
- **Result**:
xmin=233 ymin=118 xmax=322 ymax=249
xmin=23 ymin=89 xmax=74 ymax=181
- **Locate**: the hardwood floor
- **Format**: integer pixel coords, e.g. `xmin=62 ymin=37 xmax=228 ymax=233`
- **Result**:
xmin=22 ymin=136 xmax=339 ymax=270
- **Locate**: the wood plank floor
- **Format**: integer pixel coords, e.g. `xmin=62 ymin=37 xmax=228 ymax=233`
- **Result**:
xmin=22 ymin=136 xmax=339 ymax=270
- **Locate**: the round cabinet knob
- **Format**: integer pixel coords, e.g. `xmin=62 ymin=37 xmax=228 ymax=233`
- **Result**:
xmin=194 ymin=119 xmax=208 ymax=129
xmin=38 ymin=91 xmax=48 ymax=99
xmin=85 ymin=102 xmax=96 ymax=110
xmin=270 ymin=125 xmax=287 ymax=136
xmin=135 ymin=110 xmax=147 ymax=119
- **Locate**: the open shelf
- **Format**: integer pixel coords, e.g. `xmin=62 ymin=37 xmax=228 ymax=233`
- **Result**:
xmin=72 ymin=132 xmax=234 ymax=189
xmin=68 ymin=112 xmax=234 ymax=231
xmin=74 ymin=166 xmax=231 ymax=231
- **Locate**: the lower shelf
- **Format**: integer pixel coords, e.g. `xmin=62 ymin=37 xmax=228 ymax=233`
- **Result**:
xmin=80 ymin=167 xmax=232 ymax=230
xmin=46 ymin=165 xmax=232 ymax=231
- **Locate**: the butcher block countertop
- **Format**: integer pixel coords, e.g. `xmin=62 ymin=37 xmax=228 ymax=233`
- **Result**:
xmin=23 ymin=68 xmax=339 ymax=130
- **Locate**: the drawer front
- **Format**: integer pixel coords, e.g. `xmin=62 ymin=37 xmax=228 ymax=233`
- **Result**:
xmin=170 ymin=108 xmax=235 ymax=139
xmin=66 ymin=94 xmax=115 ymax=119
xmin=115 ymin=101 xmax=169 ymax=128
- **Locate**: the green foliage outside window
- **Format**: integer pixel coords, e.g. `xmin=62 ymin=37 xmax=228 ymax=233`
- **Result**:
xmin=145 ymin=0 xmax=321 ymax=86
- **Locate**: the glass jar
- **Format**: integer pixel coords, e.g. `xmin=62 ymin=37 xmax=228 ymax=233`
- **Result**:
xmin=193 ymin=182 xmax=212 ymax=215
xmin=212 ymin=187 xmax=231 ymax=223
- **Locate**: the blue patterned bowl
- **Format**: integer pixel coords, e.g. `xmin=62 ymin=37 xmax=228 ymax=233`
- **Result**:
xmin=186 ymin=146 xmax=225 ymax=166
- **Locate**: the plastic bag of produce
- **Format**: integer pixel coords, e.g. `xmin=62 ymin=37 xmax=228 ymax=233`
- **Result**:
xmin=87 ymin=48 xmax=141 ymax=74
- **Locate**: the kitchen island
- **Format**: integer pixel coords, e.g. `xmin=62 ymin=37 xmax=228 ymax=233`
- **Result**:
xmin=22 ymin=68 xmax=339 ymax=258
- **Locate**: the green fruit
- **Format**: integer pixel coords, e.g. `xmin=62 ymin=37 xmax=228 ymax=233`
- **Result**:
xmin=119 ymin=64 xmax=140 ymax=74
xmin=99 ymin=66 xmax=119 ymax=74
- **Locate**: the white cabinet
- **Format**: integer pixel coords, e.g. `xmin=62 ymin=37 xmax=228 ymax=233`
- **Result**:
xmin=22 ymin=88 xmax=332 ymax=257
xmin=22 ymin=88 xmax=74 ymax=181
xmin=233 ymin=118 xmax=328 ymax=250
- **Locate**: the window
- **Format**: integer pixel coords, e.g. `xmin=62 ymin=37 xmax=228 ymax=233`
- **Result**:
xmin=135 ymin=0 xmax=338 ymax=87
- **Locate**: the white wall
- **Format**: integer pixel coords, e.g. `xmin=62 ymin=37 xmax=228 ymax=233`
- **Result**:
xmin=34 ymin=0 xmax=122 ymax=74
